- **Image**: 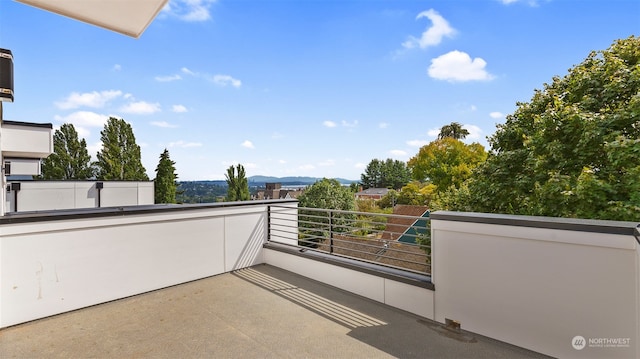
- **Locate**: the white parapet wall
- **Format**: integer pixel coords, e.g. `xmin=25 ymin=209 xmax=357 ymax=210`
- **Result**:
xmin=0 ymin=200 xmax=294 ymax=328
xmin=5 ymin=181 xmax=154 ymax=212
xmin=430 ymin=211 xmax=639 ymax=359
xmin=263 ymin=246 xmax=435 ymax=320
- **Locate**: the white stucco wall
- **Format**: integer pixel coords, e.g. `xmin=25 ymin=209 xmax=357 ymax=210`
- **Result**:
xmin=0 ymin=204 xmax=268 ymax=328
xmin=5 ymin=181 xmax=154 ymax=212
xmin=431 ymin=213 xmax=639 ymax=359
xmin=264 ymin=248 xmax=435 ymax=319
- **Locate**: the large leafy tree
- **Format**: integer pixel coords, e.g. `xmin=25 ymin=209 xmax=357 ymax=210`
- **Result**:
xmin=360 ymin=158 xmax=411 ymax=189
xmin=408 ymin=137 xmax=487 ymax=192
xmin=95 ymin=117 xmax=148 ymax=181
xmin=437 ymin=122 xmax=469 ymax=140
xmin=154 ymin=149 xmax=179 ymax=204
xmin=41 ymin=123 xmax=95 ymax=180
xmin=379 ymin=181 xmax=438 ymax=208
xmin=225 ymin=164 xmax=250 ymax=201
xmin=462 ymin=36 xmax=640 ymax=220
xmin=297 ymin=178 xmax=356 ymax=247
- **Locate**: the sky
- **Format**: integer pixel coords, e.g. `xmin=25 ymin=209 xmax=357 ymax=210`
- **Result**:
xmin=0 ymin=0 xmax=638 ymax=181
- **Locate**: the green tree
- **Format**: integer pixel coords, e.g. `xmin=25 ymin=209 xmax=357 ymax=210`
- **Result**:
xmin=462 ymin=36 xmax=640 ymax=220
xmin=225 ymin=164 xmax=250 ymax=201
xmin=297 ymin=178 xmax=356 ymax=247
xmin=360 ymin=158 xmax=411 ymax=189
xmin=41 ymin=123 xmax=95 ymax=179
xmin=154 ymin=149 xmax=179 ymax=204
xmin=408 ymin=137 xmax=487 ymax=192
xmin=95 ymin=117 xmax=148 ymax=181
xmin=437 ymin=122 xmax=469 ymax=140
xmin=379 ymin=182 xmax=437 ymax=208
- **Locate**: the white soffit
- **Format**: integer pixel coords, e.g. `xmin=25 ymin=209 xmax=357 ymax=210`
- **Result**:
xmin=15 ymin=0 xmax=169 ymax=38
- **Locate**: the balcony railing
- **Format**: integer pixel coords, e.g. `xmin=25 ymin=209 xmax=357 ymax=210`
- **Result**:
xmin=267 ymin=205 xmax=431 ymax=274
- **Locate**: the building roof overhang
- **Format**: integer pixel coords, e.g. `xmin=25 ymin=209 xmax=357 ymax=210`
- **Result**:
xmin=16 ymin=0 xmax=168 ymax=38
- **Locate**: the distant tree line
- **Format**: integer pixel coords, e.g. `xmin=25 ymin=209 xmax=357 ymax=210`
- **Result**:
xmin=176 ymin=182 xmax=227 ymax=203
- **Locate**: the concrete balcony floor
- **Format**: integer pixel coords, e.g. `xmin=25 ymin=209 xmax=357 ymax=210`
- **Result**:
xmin=0 ymin=265 xmax=548 ymax=358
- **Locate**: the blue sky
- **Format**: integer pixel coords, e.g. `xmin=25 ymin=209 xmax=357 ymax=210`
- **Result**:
xmin=0 ymin=0 xmax=638 ymax=181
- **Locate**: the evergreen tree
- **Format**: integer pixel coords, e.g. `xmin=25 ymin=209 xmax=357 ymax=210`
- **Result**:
xmin=225 ymin=164 xmax=250 ymax=201
xmin=95 ymin=117 xmax=148 ymax=181
xmin=360 ymin=158 xmax=411 ymax=190
xmin=41 ymin=123 xmax=95 ymax=180
xmin=154 ymin=148 xmax=178 ymax=204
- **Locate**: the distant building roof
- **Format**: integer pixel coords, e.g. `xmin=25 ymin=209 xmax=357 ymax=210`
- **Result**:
xmin=355 ymin=188 xmax=389 ymax=198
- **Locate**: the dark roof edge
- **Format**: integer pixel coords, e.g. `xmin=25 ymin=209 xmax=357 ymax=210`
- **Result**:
xmin=0 ymin=199 xmax=298 ymax=225
xmin=3 ymin=120 xmax=53 ymax=129
xmin=430 ymin=211 xmax=639 ymax=236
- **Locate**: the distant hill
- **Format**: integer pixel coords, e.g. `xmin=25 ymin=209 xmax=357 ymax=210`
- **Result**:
xmin=176 ymin=176 xmax=358 ymax=203
xmin=247 ymin=175 xmax=357 ymax=186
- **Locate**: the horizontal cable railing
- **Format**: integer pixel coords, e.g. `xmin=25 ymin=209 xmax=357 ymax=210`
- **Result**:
xmin=268 ymin=205 xmax=431 ymax=275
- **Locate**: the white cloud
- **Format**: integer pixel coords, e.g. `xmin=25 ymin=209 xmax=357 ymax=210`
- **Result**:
xmin=87 ymin=141 xmax=102 ymax=157
xmin=120 ymin=101 xmax=161 ymax=114
xmin=463 ymin=124 xmax=483 ymax=140
xmin=155 ymin=74 xmax=182 ymax=82
xmin=112 ymin=64 xmax=121 ymax=71
xmin=427 ymin=128 xmax=440 ymax=138
xmin=243 ymin=163 xmax=258 ymax=170
xmin=390 ymin=149 xmax=408 ymax=156
xmin=150 ymin=121 xmax=178 ymax=128
xmin=470 ymin=105 xmax=477 ymax=111
xmin=403 ymin=9 xmax=456 ymax=50
xmin=278 ymin=159 xmax=287 ymax=164
xmin=272 ymin=132 xmax=284 ymax=139
xmin=181 ymin=67 xmax=196 ymax=76
xmin=172 ymin=105 xmax=188 ymax=113
xmin=169 ymin=141 xmax=203 ymax=148
xmin=299 ymin=164 xmax=315 ymax=171
xmin=379 ymin=122 xmax=389 ymax=129
xmin=55 ymin=90 xmax=122 ymax=109
xmin=212 ymin=74 xmax=241 ymax=88
xmin=490 ymin=111 xmax=505 ymax=119
xmin=323 ymin=120 xmax=337 ymax=128
xmin=355 ymin=162 xmax=366 ymax=169
xmin=407 ymin=139 xmax=428 ymax=147
xmin=241 ymin=140 xmax=255 ymax=149
xmin=162 ymin=0 xmax=216 ymax=22
xmin=54 ymin=111 xmax=108 ymax=128
xmin=428 ymin=50 xmax=494 ymax=82
xmin=53 ymin=111 xmax=111 ymax=139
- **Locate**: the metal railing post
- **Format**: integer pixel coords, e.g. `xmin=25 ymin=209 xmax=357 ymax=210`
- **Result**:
xmin=267 ymin=205 xmax=271 ymax=243
xmin=329 ymin=210 xmax=334 ymax=254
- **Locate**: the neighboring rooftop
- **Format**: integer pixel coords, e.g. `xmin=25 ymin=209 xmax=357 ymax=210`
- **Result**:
xmin=0 ymin=265 xmax=547 ymax=359
xmin=355 ymin=188 xmax=390 ymax=199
